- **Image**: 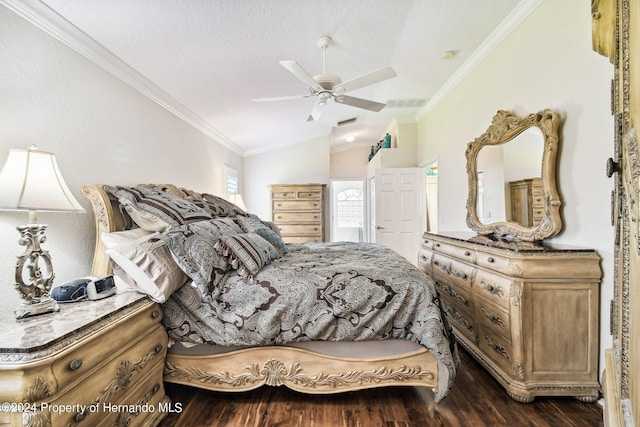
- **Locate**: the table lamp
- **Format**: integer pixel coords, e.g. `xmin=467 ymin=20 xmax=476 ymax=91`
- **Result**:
xmin=0 ymin=146 xmax=85 ymax=319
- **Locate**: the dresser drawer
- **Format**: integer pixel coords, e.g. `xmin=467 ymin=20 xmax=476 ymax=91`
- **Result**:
xmin=48 ymin=326 xmax=167 ymax=427
xmin=278 ymin=224 xmax=322 ymax=236
xmin=440 ymin=298 xmax=477 ymax=342
xmin=283 ymin=236 xmax=323 ymax=243
xmin=273 ymin=200 xmax=322 ymax=211
xmin=296 ymin=190 xmax=322 ymax=199
xmin=474 ymin=270 xmax=514 ymax=309
xmin=477 ymin=300 xmax=511 ymax=342
xmin=52 ymin=301 xmax=163 ymax=392
xmin=432 ymin=254 xmax=474 ymax=290
xmin=479 ymin=331 xmax=514 ymax=375
xmin=434 ymin=279 xmax=473 ymax=313
xmin=273 ymin=211 xmax=322 ymax=223
xmin=272 ymin=191 xmax=297 ymax=199
xmin=475 ymin=251 xmax=511 ymax=273
xmin=417 ymin=248 xmax=433 ymax=272
xmin=432 ymin=240 xmax=474 ymax=262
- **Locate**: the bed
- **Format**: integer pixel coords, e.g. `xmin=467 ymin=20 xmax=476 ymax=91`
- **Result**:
xmin=82 ymin=184 xmax=458 ymax=403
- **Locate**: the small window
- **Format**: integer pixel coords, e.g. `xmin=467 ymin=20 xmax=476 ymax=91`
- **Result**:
xmin=225 ymin=165 xmax=239 ymax=198
xmin=337 ymin=189 xmax=364 ymax=227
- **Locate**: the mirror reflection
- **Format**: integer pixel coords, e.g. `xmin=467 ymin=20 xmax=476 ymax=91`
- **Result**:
xmin=476 ymin=127 xmax=543 ymax=226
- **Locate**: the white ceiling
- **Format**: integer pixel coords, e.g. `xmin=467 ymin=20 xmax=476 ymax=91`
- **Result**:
xmin=31 ymin=0 xmax=525 ymax=156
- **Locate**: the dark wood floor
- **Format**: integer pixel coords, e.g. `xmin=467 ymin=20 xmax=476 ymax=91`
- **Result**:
xmin=157 ymin=347 xmax=603 ymax=427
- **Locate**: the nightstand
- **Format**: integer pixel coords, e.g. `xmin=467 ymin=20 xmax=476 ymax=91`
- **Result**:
xmin=0 ymin=291 xmax=169 ymax=427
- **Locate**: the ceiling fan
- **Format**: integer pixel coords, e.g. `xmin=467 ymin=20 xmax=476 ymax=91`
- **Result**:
xmin=252 ymin=36 xmax=397 ymax=122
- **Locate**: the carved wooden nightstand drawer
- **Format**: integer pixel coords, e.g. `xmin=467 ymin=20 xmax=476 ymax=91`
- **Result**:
xmin=0 ymin=292 xmax=170 ymax=427
xmin=48 ymin=326 xmax=166 ymax=427
xmin=273 ymin=200 xmax=321 ymax=211
xmin=278 ymin=224 xmax=322 ymax=236
xmin=52 ymin=302 xmax=163 ymax=391
xmin=296 ymin=191 xmax=322 ymax=199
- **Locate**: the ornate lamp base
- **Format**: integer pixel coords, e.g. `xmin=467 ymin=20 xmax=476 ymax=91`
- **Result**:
xmin=13 ymin=223 xmax=60 ymax=319
xmin=15 ymin=297 xmax=60 ymax=319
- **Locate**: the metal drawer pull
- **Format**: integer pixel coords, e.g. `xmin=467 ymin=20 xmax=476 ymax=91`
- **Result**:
xmin=484 ymin=336 xmax=510 ymax=360
xmin=155 ymin=344 xmax=164 ymax=354
xmin=75 ymin=410 xmax=87 ymax=422
xmin=69 ymin=358 xmax=83 ymax=371
xmin=487 ymin=257 xmax=495 ymax=263
xmin=481 ymin=281 xmax=504 ymax=297
xmin=153 ymin=384 xmax=161 ymax=393
xmin=481 ymin=308 xmax=507 ymax=328
xmin=152 ymin=310 xmax=160 ymax=318
xmin=453 ymin=270 xmax=467 ymax=280
xmin=464 ymin=251 xmax=471 ymax=256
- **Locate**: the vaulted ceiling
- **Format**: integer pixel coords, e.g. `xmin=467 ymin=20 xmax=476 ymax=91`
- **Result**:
xmin=25 ymin=0 xmax=528 ymax=156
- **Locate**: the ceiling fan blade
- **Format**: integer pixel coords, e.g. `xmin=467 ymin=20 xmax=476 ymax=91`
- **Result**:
xmin=334 ymin=66 xmax=397 ymax=93
xmin=251 ymin=94 xmax=310 ymax=102
xmin=307 ymin=100 xmax=327 ymax=121
xmin=280 ymin=60 xmax=324 ymax=92
xmin=334 ymin=95 xmax=386 ymax=112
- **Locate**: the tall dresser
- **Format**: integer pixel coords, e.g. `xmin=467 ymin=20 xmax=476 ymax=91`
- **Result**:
xmin=270 ymin=184 xmax=326 ymax=243
xmin=420 ymin=232 xmax=601 ymax=402
xmin=0 ymin=292 xmax=169 ymax=427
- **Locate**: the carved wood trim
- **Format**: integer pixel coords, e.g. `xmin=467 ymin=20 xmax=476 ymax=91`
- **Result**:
xmin=465 ymin=109 xmax=562 ymax=241
xmin=164 ymin=359 xmax=434 ymax=391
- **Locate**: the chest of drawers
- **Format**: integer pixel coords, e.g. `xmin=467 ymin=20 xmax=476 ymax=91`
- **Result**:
xmin=270 ymin=184 xmax=326 ymax=243
xmin=421 ymin=232 xmax=601 ymax=402
xmin=0 ymin=292 xmax=169 ymax=426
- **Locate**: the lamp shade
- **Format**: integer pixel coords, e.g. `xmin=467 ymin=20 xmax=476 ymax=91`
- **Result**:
xmin=0 ymin=146 xmax=85 ymax=213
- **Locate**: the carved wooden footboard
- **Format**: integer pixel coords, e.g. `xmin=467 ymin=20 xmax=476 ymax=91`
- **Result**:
xmin=81 ymin=184 xmax=442 ymax=400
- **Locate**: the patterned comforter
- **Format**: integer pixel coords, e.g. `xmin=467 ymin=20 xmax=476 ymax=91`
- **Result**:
xmin=162 ymin=241 xmax=457 ymax=401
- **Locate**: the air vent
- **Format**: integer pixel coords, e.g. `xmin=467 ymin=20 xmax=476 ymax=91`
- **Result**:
xmin=385 ymin=99 xmax=428 ymax=109
xmin=337 ymin=117 xmax=358 ymax=126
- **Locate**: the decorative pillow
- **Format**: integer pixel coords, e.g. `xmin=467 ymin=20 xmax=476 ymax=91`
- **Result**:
xmin=214 ymin=233 xmax=280 ymax=283
xmin=194 ymin=193 xmax=249 ymax=217
xmin=107 ymin=186 xmax=213 ymax=231
xmin=236 ymin=216 xmax=288 ymax=255
xmin=105 ymin=235 xmax=189 ymax=303
xmin=156 ymin=218 xmax=243 ymax=294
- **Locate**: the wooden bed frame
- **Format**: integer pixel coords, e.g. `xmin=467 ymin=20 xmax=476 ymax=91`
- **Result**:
xmin=82 ymin=184 xmax=442 ymax=399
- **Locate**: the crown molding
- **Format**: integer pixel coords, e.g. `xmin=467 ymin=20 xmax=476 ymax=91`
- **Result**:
xmin=416 ymin=0 xmax=543 ymax=120
xmin=1 ymin=0 xmax=245 ymax=156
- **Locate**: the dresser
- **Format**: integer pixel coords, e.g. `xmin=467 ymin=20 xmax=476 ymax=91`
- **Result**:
xmin=420 ymin=232 xmax=601 ymax=402
xmin=0 ymin=291 xmax=169 ymax=427
xmin=270 ymin=184 xmax=326 ymax=243
xmin=509 ymin=178 xmax=544 ymax=227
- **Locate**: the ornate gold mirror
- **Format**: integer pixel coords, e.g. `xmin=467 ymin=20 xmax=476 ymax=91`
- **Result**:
xmin=465 ymin=109 xmax=562 ymax=241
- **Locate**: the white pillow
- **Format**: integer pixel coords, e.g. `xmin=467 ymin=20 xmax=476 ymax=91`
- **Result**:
xmin=105 ymin=235 xmax=188 ymax=303
xmin=101 ymin=228 xmax=154 ymax=249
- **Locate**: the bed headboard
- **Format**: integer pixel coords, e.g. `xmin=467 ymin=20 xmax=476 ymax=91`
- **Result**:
xmin=81 ymin=184 xmax=203 ymax=277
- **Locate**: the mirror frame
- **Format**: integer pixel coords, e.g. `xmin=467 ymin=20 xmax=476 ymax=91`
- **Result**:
xmin=465 ymin=109 xmax=562 ymax=241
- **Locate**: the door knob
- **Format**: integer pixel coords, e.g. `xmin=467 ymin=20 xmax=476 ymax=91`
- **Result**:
xmin=606 ymin=157 xmax=621 ymax=177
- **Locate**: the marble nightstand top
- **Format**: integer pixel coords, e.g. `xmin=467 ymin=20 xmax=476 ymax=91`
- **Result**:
xmin=0 ymin=290 xmax=151 ymax=357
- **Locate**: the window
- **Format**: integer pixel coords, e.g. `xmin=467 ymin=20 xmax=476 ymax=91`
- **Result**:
xmin=225 ymin=165 xmax=238 ymax=198
xmin=337 ymin=188 xmax=364 ymax=227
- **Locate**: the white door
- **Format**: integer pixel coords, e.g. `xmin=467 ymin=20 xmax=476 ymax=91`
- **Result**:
xmin=374 ymin=168 xmax=424 ymax=263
